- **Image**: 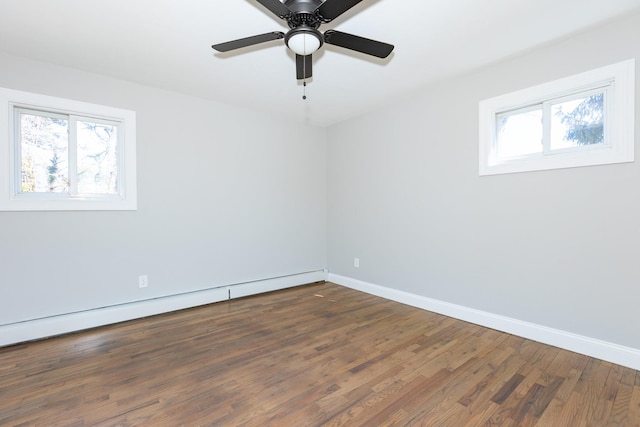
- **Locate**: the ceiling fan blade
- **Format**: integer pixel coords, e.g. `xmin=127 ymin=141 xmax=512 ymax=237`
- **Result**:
xmin=212 ymin=31 xmax=285 ymax=52
xmin=296 ymin=54 xmax=312 ymax=79
xmin=256 ymin=0 xmax=291 ymax=18
xmin=316 ymin=0 xmax=363 ymax=22
xmin=324 ymin=30 xmax=394 ymax=58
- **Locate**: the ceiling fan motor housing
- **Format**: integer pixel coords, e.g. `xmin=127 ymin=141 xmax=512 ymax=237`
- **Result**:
xmin=284 ymin=0 xmax=323 ymax=15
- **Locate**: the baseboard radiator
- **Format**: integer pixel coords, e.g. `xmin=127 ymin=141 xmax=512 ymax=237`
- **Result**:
xmin=0 ymin=270 xmax=326 ymax=348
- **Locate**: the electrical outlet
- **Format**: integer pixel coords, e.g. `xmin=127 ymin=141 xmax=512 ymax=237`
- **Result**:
xmin=138 ymin=274 xmax=148 ymax=288
xmin=354 ymin=258 xmax=360 ymax=268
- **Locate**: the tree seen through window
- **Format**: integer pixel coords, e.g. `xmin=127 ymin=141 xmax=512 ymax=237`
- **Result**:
xmin=19 ymin=111 xmax=119 ymax=195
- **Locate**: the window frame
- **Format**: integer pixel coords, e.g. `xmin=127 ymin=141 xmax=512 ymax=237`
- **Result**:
xmin=0 ymin=87 xmax=136 ymax=211
xmin=479 ymin=59 xmax=635 ymax=176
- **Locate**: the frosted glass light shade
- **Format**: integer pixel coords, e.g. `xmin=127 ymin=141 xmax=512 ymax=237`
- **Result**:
xmin=286 ymin=31 xmax=321 ymax=56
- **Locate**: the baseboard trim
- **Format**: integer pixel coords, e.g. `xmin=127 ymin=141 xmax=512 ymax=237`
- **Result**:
xmin=329 ymin=273 xmax=640 ymax=371
xmin=0 ymin=270 xmax=326 ymax=348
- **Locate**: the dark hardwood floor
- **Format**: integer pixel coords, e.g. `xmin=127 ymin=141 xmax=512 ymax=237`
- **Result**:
xmin=1 ymin=282 xmax=639 ymax=426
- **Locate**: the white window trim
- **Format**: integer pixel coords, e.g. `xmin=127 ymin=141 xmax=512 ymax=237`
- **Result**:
xmin=0 ymin=88 xmax=137 ymax=210
xmin=479 ymin=59 xmax=635 ymax=176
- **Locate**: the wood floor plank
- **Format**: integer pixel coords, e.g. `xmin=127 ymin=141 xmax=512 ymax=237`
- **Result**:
xmin=627 ymin=386 xmax=640 ymax=427
xmin=0 ymin=282 xmax=638 ymax=426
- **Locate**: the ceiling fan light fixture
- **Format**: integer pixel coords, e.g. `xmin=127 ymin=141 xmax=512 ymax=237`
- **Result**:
xmin=285 ymin=28 xmax=323 ymax=56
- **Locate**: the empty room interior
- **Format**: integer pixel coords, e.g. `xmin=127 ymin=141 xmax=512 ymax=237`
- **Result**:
xmin=2 ymin=0 xmax=640 ymax=425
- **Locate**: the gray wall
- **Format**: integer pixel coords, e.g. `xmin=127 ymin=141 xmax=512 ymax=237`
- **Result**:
xmin=327 ymin=13 xmax=640 ymax=349
xmin=0 ymin=53 xmax=327 ymax=325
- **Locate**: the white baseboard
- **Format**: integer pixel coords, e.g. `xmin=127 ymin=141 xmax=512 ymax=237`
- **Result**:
xmin=0 ymin=270 xmax=326 ymax=348
xmin=329 ymin=273 xmax=640 ymax=371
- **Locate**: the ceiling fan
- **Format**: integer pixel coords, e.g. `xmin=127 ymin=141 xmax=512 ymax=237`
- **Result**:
xmin=211 ymin=0 xmax=394 ymax=80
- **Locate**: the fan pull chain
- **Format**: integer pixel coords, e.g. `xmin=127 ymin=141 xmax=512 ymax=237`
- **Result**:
xmin=302 ymin=44 xmax=308 ymax=101
xmin=302 ymin=34 xmax=308 ymax=101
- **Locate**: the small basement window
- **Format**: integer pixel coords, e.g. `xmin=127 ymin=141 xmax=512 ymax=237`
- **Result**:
xmin=479 ymin=59 xmax=634 ymax=176
xmin=0 ymin=88 xmax=136 ymax=210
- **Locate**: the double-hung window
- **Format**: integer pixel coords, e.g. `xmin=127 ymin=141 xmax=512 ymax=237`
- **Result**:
xmin=479 ymin=59 xmax=635 ymax=175
xmin=0 ymin=88 xmax=136 ymax=210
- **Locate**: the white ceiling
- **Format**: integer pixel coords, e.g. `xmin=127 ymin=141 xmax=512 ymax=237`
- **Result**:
xmin=1 ymin=0 xmax=640 ymax=127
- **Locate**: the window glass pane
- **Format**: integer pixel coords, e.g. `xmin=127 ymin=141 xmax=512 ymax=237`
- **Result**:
xmin=20 ymin=113 xmax=69 ymax=193
xmin=77 ymin=120 xmax=118 ymax=194
xmin=496 ymin=108 xmax=543 ymax=159
xmin=550 ymin=93 xmax=604 ymax=150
